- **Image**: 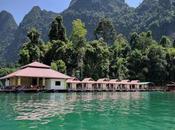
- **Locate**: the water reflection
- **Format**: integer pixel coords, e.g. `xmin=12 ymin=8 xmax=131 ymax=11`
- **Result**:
xmin=1 ymin=92 xmax=175 ymax=130
xmin=11 ymin=92 xmax=145 ymax=121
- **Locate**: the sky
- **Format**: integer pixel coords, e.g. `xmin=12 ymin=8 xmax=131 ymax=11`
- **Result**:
xmin=0 ymin=0 xmax=143 ymax=24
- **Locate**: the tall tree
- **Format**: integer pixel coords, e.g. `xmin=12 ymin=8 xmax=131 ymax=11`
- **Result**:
xmin=166 ymin=48 xmax=175 ymax=82
xmin=71 ymin=19 xmax=87 ymax=79
xmin=110 ymin=34 xmax=131 ymax=59
xmin=159 ymin=36 xmax=172 ymax=48
xmin=94 ymin=17 xmax=116 ymax=45
xmin=127 ymin=49 xmax=147 ymax=81
xmin=110 ymin=58 xmax=128 ymax=80
xmin=48 ymin=16 xmax=68 ymax=42
xmin=19 ymin=28 xmax=44 ymax=65
xmin=109 ymin=34 xmax=130 ymax=79
xmin=146 ymin=44 xmax=167 ymax=85
xmin=130 ymin=31 xmax=156 ymax=50
xmin=51 ymin=60 xmax=67 ymax=73
xmin=84 ymin=39 xmax=110 ymax=80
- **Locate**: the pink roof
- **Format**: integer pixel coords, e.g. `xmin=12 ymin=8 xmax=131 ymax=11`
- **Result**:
xmin=66 ymin=77 xmax=81 ymax=84
xmin=21 ymin=61 xmax=50 ymax=69
xmin=109 ymin=79 xmax=119 ymax=84
xmin=82 ymin=78 xmax=93 ymax=82
xmin=81 ymin=78 xmax=96 ymax=83
xmin=97 ymin=78 xmax=110 ymax=84
xmin=121 ymin=80 xmax=130 ymax=83
xmin=0 ymin=62 xmax=71 ymax=79
xmin=130 ymin=80 xmax=140 ymax=83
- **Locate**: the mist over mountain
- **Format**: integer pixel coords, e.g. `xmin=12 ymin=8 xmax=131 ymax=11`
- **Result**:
xmin=1 ymin=0 xmax=175 ymax=64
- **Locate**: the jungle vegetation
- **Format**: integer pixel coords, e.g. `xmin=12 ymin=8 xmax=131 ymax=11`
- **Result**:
xmin=15 ymin=16 xmax=175 ymax=85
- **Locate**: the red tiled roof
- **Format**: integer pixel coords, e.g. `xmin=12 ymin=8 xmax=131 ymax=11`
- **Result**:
xmin=0 ymin=62 xmax=71 ymax=79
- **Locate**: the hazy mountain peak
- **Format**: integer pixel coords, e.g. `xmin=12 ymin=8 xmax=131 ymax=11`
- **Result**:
xmin=30 ymin=6 xmax=41 ymax=12
xmin=0 ymin=11 xmax=18 ymax=63
xmin=70 ymin=0 xmax=125 ymax=5
xmin=68 ymin=0 xmax=127 ymax=11
xmin=0 ymin=10 xmax=17 ymax=31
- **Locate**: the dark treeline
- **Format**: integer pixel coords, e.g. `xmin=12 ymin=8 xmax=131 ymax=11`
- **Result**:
xmin=8 ymin=16 xmax=175 ymax=85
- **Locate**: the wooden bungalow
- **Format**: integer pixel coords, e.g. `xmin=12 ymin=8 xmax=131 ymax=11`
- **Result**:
xmin=96 ymin=78 xmax=110 ymax=91
xmin=117 ymin=80 xmax=130 ymax=91
xmin=66 ymin=77 xmax=81 ymax=91
xmin=166 ymin=82 xmax=175 ymax=91
xmin=108 ymin=79 xmax=119 ymax=91
xmin=81 ymin=78 xmax=96 ymax=91
xmin=128 ymin=80 xmax=140 ymax=90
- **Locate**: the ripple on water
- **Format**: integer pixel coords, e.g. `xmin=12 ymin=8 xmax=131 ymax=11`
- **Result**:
xmin=0 ymin=92 xmax=175 ymax=130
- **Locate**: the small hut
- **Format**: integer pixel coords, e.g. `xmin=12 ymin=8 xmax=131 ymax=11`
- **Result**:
xmin=96 ymin=78 xmax=110 ymax=91
xmin=81 ymin=78 xmax=96 ymax=91
xmin=166 ymin=82 xmax=175 ymax=91
xmin=66 ymin=77 xmax=81 ymax=91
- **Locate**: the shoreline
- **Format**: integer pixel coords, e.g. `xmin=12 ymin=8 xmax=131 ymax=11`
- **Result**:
xmin=0 ymin=89 xmax=165 ymax=93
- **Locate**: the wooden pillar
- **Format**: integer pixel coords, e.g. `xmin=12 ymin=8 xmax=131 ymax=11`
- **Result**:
xmin=42 ymin=78 xmax=46 ymax=86
xmin=17 ymin=77 xmax=21 ymax=86
xmin=37 ymin=78 xmax=39 ymax=86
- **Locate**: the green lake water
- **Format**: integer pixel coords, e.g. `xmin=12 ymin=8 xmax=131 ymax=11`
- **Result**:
xmin=0 ymin=92 xmax=175 ymax=130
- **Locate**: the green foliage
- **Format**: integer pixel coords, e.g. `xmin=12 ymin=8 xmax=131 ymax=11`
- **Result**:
xmin=84 ymin=39 xmax=110 ymax=80
xmin=146 ymin=44 xmax=168 ymax=85
xmin=110 ymin=58 xmax=128 ymax=80
xmin=94 ymin=17 xmax=116 ymax=45
xmin=109 ymin=34 xmax=130 ymax=79
xmin=159 ymin=36 xmax=172 ymax=48
xmin=49 ymin=16 xmax=68 ymax=42
xmin=16 ymin=15 xmax=175 ymax=85
xmin=51 ymin=62 xmax=57 ymax=71
xmin=71 ymin=19 xmax=87 ymax=43
xmin=19 ymin=28 xmax=44 ymax=65
xmin=0 ymin=67 xmax=16 ymax=77
xmin=51 ymin=60 xmax=66 ymax=73
xmin=130 ymin=31 xmax=157 ymax=50
xmin=3 ymin=0 xmax=175 ymax=65
xmin=127 ymin=49 xmax=147 ymax=81
xmin=111 ymin=34 xmax=131 ymax=58
xmin=166 ymin=48 xmax=175 ymax=82
xmin=71 ymin=19 xmax=87 ymax=79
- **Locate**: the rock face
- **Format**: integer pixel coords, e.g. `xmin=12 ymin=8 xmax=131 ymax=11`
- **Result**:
xmin=3 ymin=6 xmax=58 ymax=62
xmin=1 ymin=0 xmax=175 ymax=64
xmin=134 ymin=0 xmax=175 ymax=39
xmin=62 ymin=0 xmax=131 ymax=39
xmin=0 ymin=11 xmax=18 ymax=64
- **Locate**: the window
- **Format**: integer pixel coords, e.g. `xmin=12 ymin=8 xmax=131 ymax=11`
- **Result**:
xmin=55 ymin=81 xmax=61 ymax=86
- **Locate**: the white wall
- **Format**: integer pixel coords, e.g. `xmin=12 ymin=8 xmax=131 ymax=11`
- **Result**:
xmin=45 ymin=79 xmax=67 ymax=90
xmin=5 ymin=79 xmax=10 ymax=86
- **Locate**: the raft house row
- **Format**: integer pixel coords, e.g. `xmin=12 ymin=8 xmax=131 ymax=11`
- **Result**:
xmin=0 ymin=62 xmax=154 ymax=92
